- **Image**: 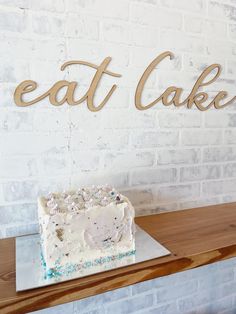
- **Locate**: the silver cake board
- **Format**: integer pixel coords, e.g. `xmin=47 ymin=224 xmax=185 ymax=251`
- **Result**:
xmin=16 ymin=225 xmax=171 ymax=291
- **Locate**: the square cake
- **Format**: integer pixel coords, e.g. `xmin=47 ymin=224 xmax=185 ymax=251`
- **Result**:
xmin=38 ymin=185 xmax=135 ymax=278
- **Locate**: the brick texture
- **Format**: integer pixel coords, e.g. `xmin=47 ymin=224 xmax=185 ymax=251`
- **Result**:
xmin=0 ymin=0 xmax=236 ymax=313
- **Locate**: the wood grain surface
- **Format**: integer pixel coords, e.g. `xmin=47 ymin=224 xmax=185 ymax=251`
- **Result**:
xmin=1 ymin=202 xmax=236 ymax=314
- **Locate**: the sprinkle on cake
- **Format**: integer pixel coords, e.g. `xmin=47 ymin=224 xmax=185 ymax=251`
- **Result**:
xmin=45 ymin=185 xmax=125 ymax=214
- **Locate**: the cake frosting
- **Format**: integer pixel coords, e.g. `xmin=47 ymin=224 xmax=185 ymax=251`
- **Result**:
xmin=38 ymin=185 xmax=135 ymax=278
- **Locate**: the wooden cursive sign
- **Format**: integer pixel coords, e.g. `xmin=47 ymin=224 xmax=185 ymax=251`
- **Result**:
xmin=14 ymin=51 xmax=236 ymax=111
xmin=135 ymin=51 xmax=236 ymax=111
xmin=14 ymin=57 xmax=121 ymax=112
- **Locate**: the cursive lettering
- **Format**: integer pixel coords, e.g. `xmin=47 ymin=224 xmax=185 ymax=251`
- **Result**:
xmin=14 ymin=57 xmax=122 ymax=112
xmin=135 ymin=51 xmax=236 ymax=111
xmin=13 ymin=52 xmax=236 ymax=111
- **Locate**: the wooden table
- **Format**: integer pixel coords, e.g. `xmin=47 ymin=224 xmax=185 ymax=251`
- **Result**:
xmin=1 ymin=202 xmax=236 ymax=314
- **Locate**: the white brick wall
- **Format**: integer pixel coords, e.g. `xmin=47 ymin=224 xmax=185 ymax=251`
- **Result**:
xmin=1 ymin=0 xmax=236 ymax=313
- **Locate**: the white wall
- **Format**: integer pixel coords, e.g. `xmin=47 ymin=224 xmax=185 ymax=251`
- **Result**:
xmin=1 ymin=0 xmax=236 ymax=313
xmin=1 ymin=0 xmax=236 ymax=237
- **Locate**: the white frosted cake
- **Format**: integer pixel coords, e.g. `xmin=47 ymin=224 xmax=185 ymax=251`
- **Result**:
xmin=38 ymin=185 xmax=135 ymax=278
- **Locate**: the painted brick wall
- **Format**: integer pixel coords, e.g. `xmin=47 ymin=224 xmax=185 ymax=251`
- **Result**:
xmin=1 ymin=0 xmax=236 ymax=236
xmin=0 ymin=0 xmax=236 ymax=313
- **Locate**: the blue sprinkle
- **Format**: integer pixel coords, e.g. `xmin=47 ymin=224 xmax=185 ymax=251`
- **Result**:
xmin=42 ymin=249 xmax=136 ymax=279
